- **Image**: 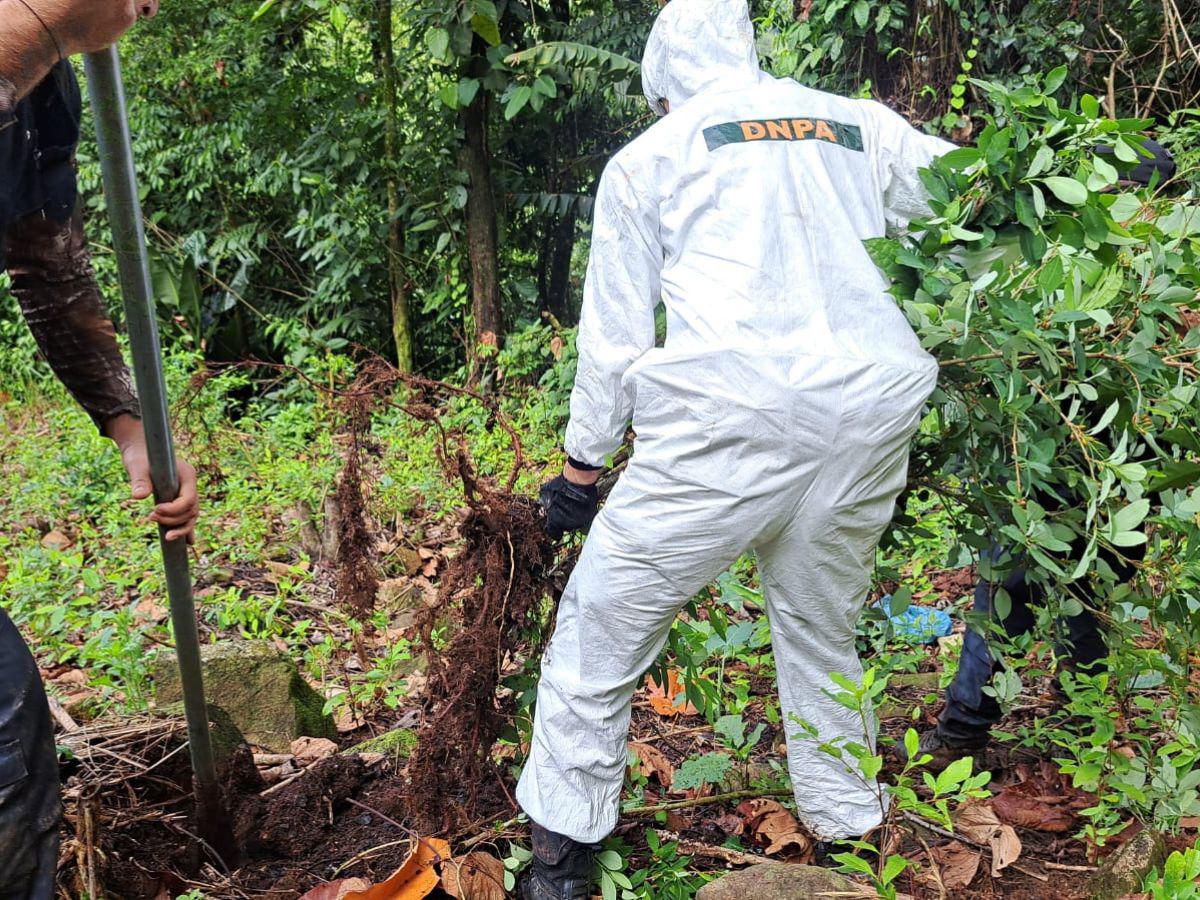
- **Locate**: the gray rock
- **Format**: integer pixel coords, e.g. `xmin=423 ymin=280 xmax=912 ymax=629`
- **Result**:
xmin=1087 ymin=829 xmax=1166 ymax=899
xmin=282 ymin=502 xmax=323 ymax=560
xmin=153 ymin=640 xmax=334 ymax=753
xmin=322 ymin=494 xmax=341 ymax=561
xmin=697 ymin=863 xmax=872 ymax=900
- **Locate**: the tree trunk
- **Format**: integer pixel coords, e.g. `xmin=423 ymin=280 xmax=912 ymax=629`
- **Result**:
xmin=461 ymin=56 xmax=503 ymax=352
xmin=376 ymin=0 xmax=412 ymax=371
xmin=542 ymin=0 xmax=578 ymax=323
xmin=545 ymin=206 xmax=576 ymax=323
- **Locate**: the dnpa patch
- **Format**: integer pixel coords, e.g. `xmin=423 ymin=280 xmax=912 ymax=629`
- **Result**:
xmin=703 ymin=117 xmax=864 ymax=152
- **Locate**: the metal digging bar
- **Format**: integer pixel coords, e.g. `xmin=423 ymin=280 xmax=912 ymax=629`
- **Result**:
xmin=84 ymin=45 xmax=235 ymax=863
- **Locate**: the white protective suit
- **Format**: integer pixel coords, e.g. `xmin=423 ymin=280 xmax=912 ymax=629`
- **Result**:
xmin=516 ymin=0 xmax=953 ymax=842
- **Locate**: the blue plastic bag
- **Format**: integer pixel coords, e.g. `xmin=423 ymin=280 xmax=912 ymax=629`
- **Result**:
xmin=874 ymin=594 xmax=953 ymax=644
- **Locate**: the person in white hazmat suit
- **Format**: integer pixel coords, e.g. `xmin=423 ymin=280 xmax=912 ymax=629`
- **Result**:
xmin=517 ymin=1 xmax=954 ymax=895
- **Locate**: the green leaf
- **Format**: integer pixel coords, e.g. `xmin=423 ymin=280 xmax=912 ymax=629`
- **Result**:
xmin=940 ymin=147 xmax=983 ymax=169
xmin=425 ymin=28 xmax=451 ymax=61
xmin=328 ymin=3 xmax=347 ymax=31
xmin=1111 ymin=530 xmax=1148 ymax=547
xmin=470 ymin=12 xmax=501 ymax=47
xmin=1027 ymin=144 xmax=1054 ymax=179
xmin=437 ymin=83 xmax=459 ymax=109
xmin=887 ymin=586 xmax=912 ymax=617
xmin=1031 ymin=183 xmax=1046 ymax=218
xmin=714 ymin=714 xmax=746 ymax=748
xmin=1150 ymin=461 xmax=1200 ymax=493
xmin=596 ymin=849 xmax=622 ymax=870
xmin=672 ymin=752 xmax=733 ymax=791
xmin=904 ymin=729 xmax=920 ymax=762
xmin=1113 ymin=499 xmax=1150 ymax=533
xmin=506 ymin=42 xmax=641 ymax=80
xmin=1093 ymin=154 xmax=1119 ymax=185
xmin=1114 ymin=138 xmax=1139 ymax=163
xmin=833 ymin=852 xmax=874 ymax=876
xmin=1036 ymin=254 xmax=1064 ymax=295
xmin=853 ymin=0 xmax=869 ymax=28
xmin=936 ymin=755 xmax=975 ymax=793
xmin=505 ymin=85 xmax=533 ymax=120
xmin=1044 ymin=65 xmax=1068 ymax=93
xmin=1042 ymin=176 xmax=1088 ymax=206
xmin=457 ymin=78 xmax=480 ymax=108
xmin=251 ymin=0 xmax=283 ymax=21
xmin=860 ymin=754 xmax=883 ymax=780
xmin=882 ymin=855 xmax=910 ymax=885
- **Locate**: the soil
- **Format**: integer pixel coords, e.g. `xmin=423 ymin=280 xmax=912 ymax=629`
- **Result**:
xmin=65 ymin=737 xmax=424 ymax=900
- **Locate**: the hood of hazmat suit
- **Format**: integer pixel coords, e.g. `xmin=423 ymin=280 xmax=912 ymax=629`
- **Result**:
xmin=518 ymin=0 xmax=954 ymax=845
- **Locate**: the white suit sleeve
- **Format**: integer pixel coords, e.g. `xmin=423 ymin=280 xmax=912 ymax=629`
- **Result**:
xmin=864 ymin=101 xmax=956 ymax=228
xmin=563 ymin=158 xmax=661 ymax=467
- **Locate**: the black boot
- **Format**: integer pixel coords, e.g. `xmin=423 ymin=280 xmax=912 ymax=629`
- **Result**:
xmin=813 ymin=835 xmax=862 ymax=868
xmin=893 ymin=727 xmax=988 ymax=773
xmin=520 ymin=823 xmax=599 ymax=900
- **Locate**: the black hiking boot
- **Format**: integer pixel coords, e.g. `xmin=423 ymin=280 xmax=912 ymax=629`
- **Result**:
xmin=894 ymin=727 xmax=988 ymax=773
xmin=520 ymin=823 xmax=599 ymax=900
xmin=813 ymin=835 xmax=862 ymax=868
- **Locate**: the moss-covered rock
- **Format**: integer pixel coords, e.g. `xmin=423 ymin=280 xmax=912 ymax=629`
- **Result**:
xmin=346 ymin=727 xmax=418 ymax=759
xmin=153 ymin=641 xmax=334 ymax=752
xmin=1087 ymin=829 xmax=1166 ymax=899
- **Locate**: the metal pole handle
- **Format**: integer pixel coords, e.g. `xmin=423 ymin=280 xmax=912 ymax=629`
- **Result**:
xmin=83 ymin=45 xmax=229 ymax=858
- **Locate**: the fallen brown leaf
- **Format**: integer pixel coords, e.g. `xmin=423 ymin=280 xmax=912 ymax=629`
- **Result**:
xmin=441 ymin=852 xmax=506 ymax=900
xmin=300 ymin=879 xmax=372 ymax=900
xmin=932 ymin=840 xmax=981 ymax=890
xmin=991 ymin=788 xmax=1076 ymax=833
xmin=134 ymin=597 xmax=168 ymax=622
xmin=265 ymin=560 xmax=293 ymax=583
xmin=629 ymin=742 xmax=675 ymax=788
xmin=291 ymin=737 xmax=339 ymax=762
xmin=956 ymin=802 xmax=1022 ymax=877
xmin=736 ymin=798 xmax=811 ymax=858
xmin=41 ymin=529 xmax=73 ymax=551
xmin=664 ymin=810 xmax=690 ymax=831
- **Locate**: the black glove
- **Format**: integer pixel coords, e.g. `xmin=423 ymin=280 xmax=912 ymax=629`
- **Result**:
xmin=540 ymin=475 xmax=600 ymax=540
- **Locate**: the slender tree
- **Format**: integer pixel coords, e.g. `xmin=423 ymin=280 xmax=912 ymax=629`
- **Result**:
xmin=461 ymin=33 xmax=503 ymax=349
xmin=376 ymin=0 xmax=413 ymax=371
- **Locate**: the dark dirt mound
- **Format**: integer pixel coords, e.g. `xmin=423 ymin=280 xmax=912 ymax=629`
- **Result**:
xmin=67 ymin=726 xmax=266 ymax=900
xmin=64 ymin=726 xmax=424 ymax=899
xmin=236 ymin=756 xmax=368 ymax=858
xmin=235 ymin=761 xmax=417 ymax=895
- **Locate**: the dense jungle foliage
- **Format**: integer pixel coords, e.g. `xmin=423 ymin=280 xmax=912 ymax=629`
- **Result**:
xmin=2 ymin=0 xmax=1200 ymax=897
